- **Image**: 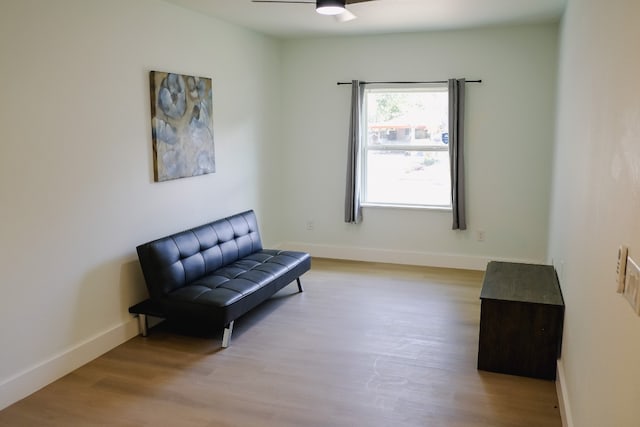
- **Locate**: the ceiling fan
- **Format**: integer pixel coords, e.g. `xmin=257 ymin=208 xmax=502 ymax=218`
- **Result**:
xmin=251 ymin=0 xmax=375 ymax=22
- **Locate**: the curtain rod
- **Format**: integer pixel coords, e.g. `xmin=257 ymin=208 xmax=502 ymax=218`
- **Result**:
xmin=337 ymin=80 xmax=482 ymax=85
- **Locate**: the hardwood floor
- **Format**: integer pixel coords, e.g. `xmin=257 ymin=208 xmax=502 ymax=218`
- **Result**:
xmin=0 ymin=259 xmax=562 ymax=426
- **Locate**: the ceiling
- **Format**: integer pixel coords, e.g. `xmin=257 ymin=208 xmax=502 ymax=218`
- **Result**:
xmin=162 ymin=0 xmax=566 ymax=39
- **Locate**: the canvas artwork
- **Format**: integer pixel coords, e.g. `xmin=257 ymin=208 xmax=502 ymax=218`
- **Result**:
xmin=150 ymin=71 xmax=215 ymax=181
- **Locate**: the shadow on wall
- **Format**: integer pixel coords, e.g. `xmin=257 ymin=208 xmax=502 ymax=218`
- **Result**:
xmin=70 ymin=257 xmax=148 ymax=343
xmin=120 ymin=258 xmax=149 ymax=312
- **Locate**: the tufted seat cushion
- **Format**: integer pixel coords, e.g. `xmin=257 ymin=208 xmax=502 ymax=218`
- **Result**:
xmin=156 ymin=249 xmax=310 ymax=325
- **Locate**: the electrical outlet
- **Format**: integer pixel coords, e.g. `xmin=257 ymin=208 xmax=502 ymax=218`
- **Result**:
xmin=306 ymin=220 xmax=314 ymax=231
xmin=623 ymin=256 xmax=640 ymax=315
xmin=617 ymin=245 xmax=628 ymax=293
xmin=476 ymin=230 xmax=485 ymax=242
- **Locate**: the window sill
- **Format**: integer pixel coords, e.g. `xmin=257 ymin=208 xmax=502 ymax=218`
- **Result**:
xmin=361 ymin=202 xmax=452 ymax=212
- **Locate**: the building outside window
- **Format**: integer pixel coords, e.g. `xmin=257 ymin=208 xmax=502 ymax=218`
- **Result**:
xmin=362 ymin=85 xmax=451 ymax=209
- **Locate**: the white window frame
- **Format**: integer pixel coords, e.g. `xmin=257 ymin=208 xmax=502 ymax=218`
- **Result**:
xmin=360 ymin=84 xmax=451 ymax=210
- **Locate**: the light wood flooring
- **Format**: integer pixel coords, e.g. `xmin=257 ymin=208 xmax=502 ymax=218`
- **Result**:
xmin=0 ymin=259 xmax=562 ymax=426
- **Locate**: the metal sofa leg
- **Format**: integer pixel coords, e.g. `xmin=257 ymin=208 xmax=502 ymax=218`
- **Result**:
xmin=138 ymin=314 xmax=148 ymax=337
xmin=297 ymin=277 xmax=304 ymax=293
xmin=222 ymin=321 xmax=234 ymax=348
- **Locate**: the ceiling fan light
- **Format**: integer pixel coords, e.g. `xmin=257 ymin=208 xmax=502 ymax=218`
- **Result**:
xmin=316 ymin=0 xmax=346 ymax=16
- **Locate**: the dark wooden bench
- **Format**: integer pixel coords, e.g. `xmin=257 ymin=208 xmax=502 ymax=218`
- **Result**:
xmin=477 ymin=261 xmax=564 ymax=380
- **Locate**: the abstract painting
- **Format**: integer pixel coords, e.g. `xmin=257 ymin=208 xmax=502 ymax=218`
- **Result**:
xmin=149 ymin=71 xmax=215 ymax=181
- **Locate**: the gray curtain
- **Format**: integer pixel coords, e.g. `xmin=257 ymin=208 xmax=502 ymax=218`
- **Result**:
xmin=344 ymin=80 xmax=364 ymax=224
xmin=449 ymin=78 xmax=466 ymax=230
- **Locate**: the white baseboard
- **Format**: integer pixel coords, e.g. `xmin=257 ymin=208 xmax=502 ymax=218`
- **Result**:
xmin=556 ymin=359 xmax=574 ymax=427
xmin=279 ymin=242 xmax=539 ymax=271
xmin=0 ymin=318 xmax=140 ymax=411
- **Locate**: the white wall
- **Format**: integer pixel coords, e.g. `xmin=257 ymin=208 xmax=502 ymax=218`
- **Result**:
xmin=0 ymin=0 xmax=281 ymax=409
xmin=549 ymin=1 xmax=640 ymax=426
xmin=279 ymin=25 xmax=558 ymax=270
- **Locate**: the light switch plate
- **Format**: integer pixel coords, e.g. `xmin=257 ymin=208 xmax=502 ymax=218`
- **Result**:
xmin=623 ymin=256 xmax=640 ymax=315
xmin=617 ymin=245 xmax=628 ymax=292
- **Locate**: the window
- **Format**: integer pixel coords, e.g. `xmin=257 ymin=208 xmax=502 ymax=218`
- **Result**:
xmin=361 ymin=85 xmax=451 ymax=209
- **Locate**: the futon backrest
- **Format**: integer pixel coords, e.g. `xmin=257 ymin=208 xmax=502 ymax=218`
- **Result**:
xmin=136 ymin=210 xmax=263 ymax=299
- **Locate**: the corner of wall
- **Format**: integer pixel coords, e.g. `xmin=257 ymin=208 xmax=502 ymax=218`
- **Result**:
xmin=556 ymin=359 xmax=574 ymax=427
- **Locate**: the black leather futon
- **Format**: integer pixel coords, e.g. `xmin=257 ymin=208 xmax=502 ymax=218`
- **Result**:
xmin=129 ymin=210 xmax=311 ymax=347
